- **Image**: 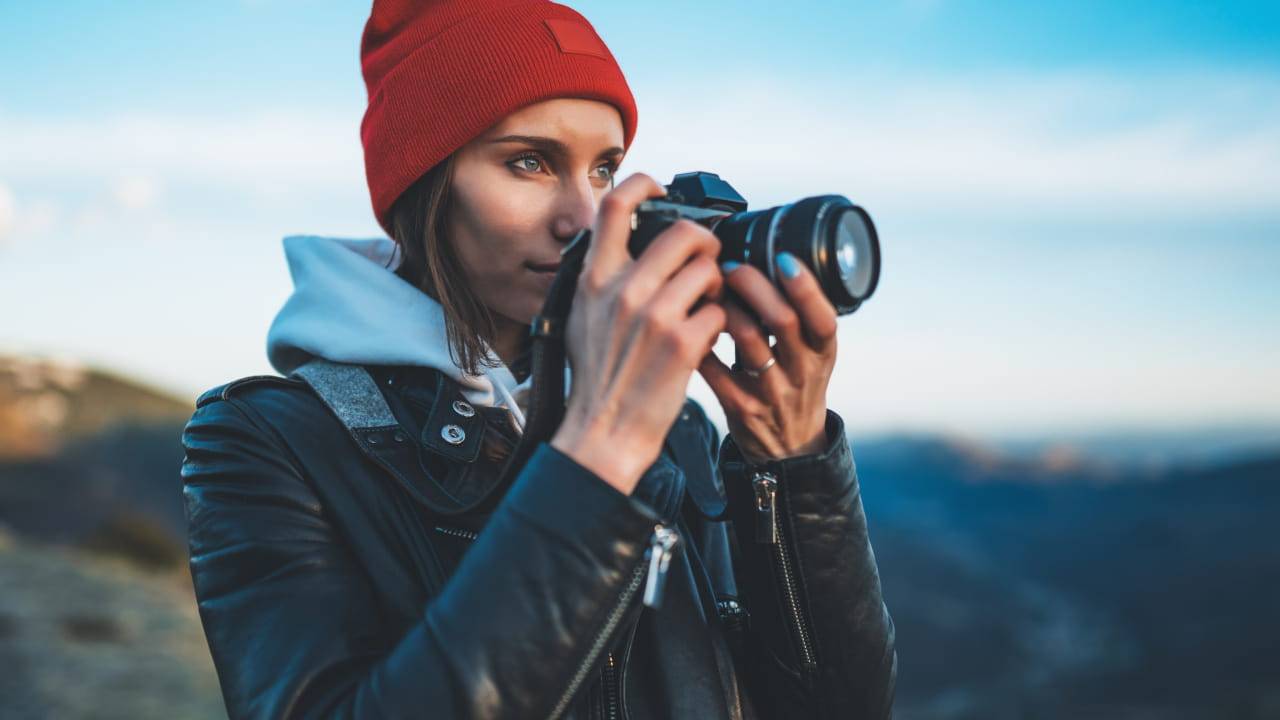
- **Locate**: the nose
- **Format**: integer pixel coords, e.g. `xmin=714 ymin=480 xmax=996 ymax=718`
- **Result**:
xmin=550 ymin=176 xmax=599 ymax=244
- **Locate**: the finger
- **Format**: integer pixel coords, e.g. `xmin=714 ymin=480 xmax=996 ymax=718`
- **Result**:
xmin=629 ymin=219 xmax=721 ymax=295
xmin=650 ymin=254 xmax=724 ymax=319
xmin=697 ymin=347 xmax=759 ymax=415
xmin=627 ymin=220 xmax=727 ymax=307
xmin=774 ymin=252 xmax=838 ymax=352
xmin=684 ymin=303 xmax=728 ymax=362
xmin=722 ymin=262 xmax=804 ymax=369
xmin=724 ymin=302 xmax=788 ymax=394
xmin=583 ymin=173 xmax=666 ymax=281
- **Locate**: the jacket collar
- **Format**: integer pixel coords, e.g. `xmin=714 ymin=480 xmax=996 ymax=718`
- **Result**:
xmin=290 ymin=357 xmax=727 ymax=523
xmin=291 ymin=358 xmax=508 ymax=515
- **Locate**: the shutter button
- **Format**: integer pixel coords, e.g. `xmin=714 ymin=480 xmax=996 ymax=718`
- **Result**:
xmin=452 ymin=400 xmax=475 ymax=417
xmin=441 ymin=424 xmax=466 ymax=445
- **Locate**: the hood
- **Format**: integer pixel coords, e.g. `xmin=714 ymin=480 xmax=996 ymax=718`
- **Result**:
xmin=266 ymin=234 xmax=542 ymax=432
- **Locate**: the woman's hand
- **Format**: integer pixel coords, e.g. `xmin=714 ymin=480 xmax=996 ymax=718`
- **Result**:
xmin=698 ymin=255 xmax=838 ymax=465
xmin=551 ymin=174 xmax=727 ymax=495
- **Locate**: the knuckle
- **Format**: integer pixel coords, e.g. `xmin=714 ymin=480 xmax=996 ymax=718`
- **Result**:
xmin=696 ymin=224 xmax=722 ymax=250
xmin=645 ymin=308 xmax=679 ymax=340
xmin=579 ymin=270 xmax=607 ymax=295
xmin=676 ymin=339 xmax=703 ymax=364
xmin=619 ymin=284 xmax=645 ymax=315
xmin=706 ymin=304 xmax=728 ymax=330
xmin=646 ymin=306 xmax=674 ymax=332
xmin=691 ymin=255 xmax=719 ymax=283
xmin=771 ymin=309 xmax=800 ymax=334
xmin=598 ymin=192 xmax=627 ymax=217
xmin=735 ymin=320 xmax=764 ymax=345
xmin=696 ymin=257 xmax=727 ymax=292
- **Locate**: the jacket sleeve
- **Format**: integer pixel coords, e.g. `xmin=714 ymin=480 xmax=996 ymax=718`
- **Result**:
xmin=715 ymin=410 xmax=897 ymax=719
xmin=181 ymin=394 xmax=663 ymax=720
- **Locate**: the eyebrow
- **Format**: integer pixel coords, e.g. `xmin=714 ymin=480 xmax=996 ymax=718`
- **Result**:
xmin=489 ymin=134 xmax=623 ymax=160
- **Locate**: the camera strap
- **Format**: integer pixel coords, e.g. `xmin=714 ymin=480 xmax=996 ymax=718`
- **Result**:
xmin=494 ymin=228 xmax=593 ymax=485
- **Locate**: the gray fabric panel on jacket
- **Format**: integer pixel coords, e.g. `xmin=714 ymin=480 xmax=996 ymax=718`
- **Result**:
xmin=292 ymin=358 xmax=398 ymax=430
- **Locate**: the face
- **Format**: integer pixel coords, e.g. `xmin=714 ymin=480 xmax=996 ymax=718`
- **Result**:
xmin=446 ymin=97 xmax=625 ymax=334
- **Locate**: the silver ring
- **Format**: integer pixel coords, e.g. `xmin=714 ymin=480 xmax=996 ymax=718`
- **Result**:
xmin=741 ymin=356 xmax=777 ymax=379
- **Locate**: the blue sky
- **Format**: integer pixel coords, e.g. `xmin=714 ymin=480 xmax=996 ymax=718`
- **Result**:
xmin=2 ymin=1 xmax=1278 ymax=439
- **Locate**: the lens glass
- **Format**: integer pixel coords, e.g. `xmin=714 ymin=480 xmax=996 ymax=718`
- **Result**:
xmin=835 ymin=210 xmax=874 ymax=298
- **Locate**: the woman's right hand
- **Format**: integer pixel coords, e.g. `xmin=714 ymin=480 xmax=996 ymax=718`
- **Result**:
xmin=550 ymin=174 xmax=727 ymax=496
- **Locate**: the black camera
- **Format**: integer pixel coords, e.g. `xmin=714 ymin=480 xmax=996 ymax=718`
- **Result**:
xmin=504 ymin=172 xmax=882 ymax=489
xmin=628 ymin=172 xmax=880 ymax=315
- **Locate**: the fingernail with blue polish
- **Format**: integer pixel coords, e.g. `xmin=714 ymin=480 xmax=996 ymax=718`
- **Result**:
xmin=720 ymin=261 xmax=741 ymax=274
xmin=776 ymin=252 xmax=801 ymax=279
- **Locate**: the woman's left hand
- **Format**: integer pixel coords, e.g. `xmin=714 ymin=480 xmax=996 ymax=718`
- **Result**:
xmin=698 ymin=252 xmax=838 ymax=464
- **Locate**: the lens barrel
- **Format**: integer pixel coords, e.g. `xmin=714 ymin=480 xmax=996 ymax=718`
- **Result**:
xmin=712 ymin=195 xmax=879 ymax=315
xmin=631 ymin=193 xmax=880 ymax=316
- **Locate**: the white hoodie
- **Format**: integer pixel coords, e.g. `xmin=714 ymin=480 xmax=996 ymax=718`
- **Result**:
xmin=266 ymin=234 xmax=545 ymax=433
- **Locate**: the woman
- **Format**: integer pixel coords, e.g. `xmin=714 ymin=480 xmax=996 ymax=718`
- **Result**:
xmin=180 ymin=1 xmax=896 ymax=718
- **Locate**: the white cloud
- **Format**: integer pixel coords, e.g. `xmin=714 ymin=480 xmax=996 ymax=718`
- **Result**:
xmin=0 ymin=107 xmax=373 ymax=248
xmin=0 ymin=108 xmax=364 ymax=195
xmin=2 ymin=196 xmax=61 ymax=245
xmin=111 ymin=173 xmax=161 ymax=210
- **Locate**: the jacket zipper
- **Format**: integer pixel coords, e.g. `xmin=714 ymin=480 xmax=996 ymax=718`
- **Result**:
xmin=752 ymin=471 xmax=817 ymax=669
xmin=602 ymin=651 xmax=621 ymax=720
xmin=434 ymin=525 xmax=479 ymax=541
xmin=606 ymin=520 xmax=675 ymax=717
xmin=548 ymin=522 xmax=679 ymax=720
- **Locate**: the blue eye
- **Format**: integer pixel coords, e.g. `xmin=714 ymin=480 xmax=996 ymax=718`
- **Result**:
xmin=595 ymin=163 xmax=616 ymax=181
xmin=510 ymin=154 xmax=543 ymax=173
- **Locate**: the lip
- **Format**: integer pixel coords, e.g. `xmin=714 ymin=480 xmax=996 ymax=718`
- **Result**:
xmin=526 ymin=261 xmax=561 ymax=273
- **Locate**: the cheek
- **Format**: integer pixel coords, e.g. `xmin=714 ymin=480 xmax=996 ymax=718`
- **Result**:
xmin=452 ymin=184 xmax=541 ymax=271
xmin=448 ymin=173 xmax=554 ymax=317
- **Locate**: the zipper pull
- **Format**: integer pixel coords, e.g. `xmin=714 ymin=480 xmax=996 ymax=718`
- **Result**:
xmin=752 ymin=472 xmax=779 ymax=544
xmin=642 ymin=524 xmax=681 ymax=610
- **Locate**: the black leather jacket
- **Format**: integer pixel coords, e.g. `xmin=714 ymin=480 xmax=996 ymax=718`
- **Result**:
xmin=180 ymin=362 xmax=896 ymax=719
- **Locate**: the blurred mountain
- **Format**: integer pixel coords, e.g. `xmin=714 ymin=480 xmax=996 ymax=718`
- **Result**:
xmin=0 ymin=352 xmax=1277 ymax=718
xmin=0 ymin=354 xmax=191 ymax=460
xmin=853 ymin=434 xmax=1280 ymax=719
xmin=989 ymin=424 xmax=1280 ymax=471
xmin=0 ymin=354 xmax=193 ymax=547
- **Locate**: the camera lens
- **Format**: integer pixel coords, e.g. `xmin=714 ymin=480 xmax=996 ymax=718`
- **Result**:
xmin=833 ymin=205 xmax=878 ymax=303
xmin=713 ymin=195 xmax=880 ymax=315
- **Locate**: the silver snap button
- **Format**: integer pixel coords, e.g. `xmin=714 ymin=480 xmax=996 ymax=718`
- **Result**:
xmin=441 ymin=424 xmax=466 ymax=445
xmin=452 ymin=400 xmax=475 ymax=418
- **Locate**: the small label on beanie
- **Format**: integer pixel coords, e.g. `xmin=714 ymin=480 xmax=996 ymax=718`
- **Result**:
xmin=544 ymin=19 xmax=609 ymax=60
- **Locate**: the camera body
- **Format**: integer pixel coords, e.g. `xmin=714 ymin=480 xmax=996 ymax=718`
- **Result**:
xmin=628 ymin=172 xmax=880 ymax=316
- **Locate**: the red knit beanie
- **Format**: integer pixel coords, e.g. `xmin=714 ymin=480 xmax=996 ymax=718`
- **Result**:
xmin=360 ymin=0 xmax=639 ymax=237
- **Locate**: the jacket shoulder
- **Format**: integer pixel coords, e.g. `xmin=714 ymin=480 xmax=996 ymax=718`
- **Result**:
xmin=195 ymin=374 xmax=310 ymax=409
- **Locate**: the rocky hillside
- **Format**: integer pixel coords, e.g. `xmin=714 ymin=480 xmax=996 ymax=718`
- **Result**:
xmin=0 ymin=528 xmax=223 ymax=720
